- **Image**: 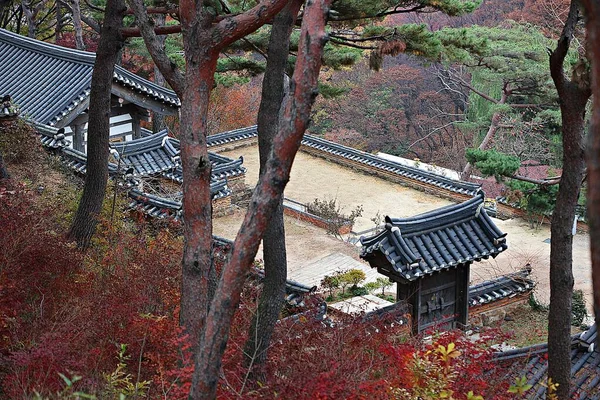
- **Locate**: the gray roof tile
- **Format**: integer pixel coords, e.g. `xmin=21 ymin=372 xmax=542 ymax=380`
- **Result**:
xmin=0 ymin=28 xmax=179 ymax=127
xmin=495 ymin=324 xmax=600 ymax=399
xmin=360 ymin=193 xmax=507 ymax=281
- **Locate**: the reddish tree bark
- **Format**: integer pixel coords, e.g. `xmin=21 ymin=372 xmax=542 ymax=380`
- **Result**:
xmin=68 ymin=0 xmax=126 ymax=248
xmin=127 ymin=0 xmax=336 ymax=397
xmin=128 ymin=0 xmax=291 ymax=352
xmin=193 ymin=2 xmax=331 ymax=396
xmin=583 ymin=0 xmax=600 ymax=339
xmin=548 ymin=1 xmax=590 ymax=397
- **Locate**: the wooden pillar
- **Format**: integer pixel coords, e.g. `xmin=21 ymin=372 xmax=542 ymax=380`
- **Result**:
xmin=455 ymin=263 xmax=471 ymax=329
xmin=72 ymin=123 xmax=85 ymax=152
xmin=132 ymin=112 xmax=141 ymax=139
xmin=412 ymin=280 xmax=422 ymax=335
xmin=397 ymin=279 xmax=422 ymax=335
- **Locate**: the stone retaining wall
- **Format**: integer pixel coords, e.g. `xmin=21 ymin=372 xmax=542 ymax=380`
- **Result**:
xmin=469 ymin=293 xmax=530 ymax=327
xmin=208 ymin=136 xmax=258 ymax=153
xmin=300 ymin=146 xmax=474 ymax=204
xmin=283 ymin=204 xmax=353 ymax=235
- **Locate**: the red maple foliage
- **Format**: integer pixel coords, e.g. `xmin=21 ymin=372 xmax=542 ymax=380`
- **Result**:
xmin=0 ymin=184 xmax=516 ymax=399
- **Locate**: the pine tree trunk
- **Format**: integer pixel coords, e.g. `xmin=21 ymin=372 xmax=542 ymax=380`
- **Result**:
xmin=21 ymin=0 xmax=36 ymax=37
xmin=548 ymin=2 xmax=590 ymax=397
xmin=56 ymin=1 xmax=63 ymax=42
xmin=243 ymin=0 xmax=302 ymax=376
xmin=583 ymin=0 xmax=600 ymax=342
xmin=178 ymin=46 xmax=217 ymax=350
xmin=191 ymin=1 xmax=331 ymax=396
xmin=461 ymin=91 xmax=507 ymax=179
xmin=67 ymin=0 xmax=125 ymax=248
xmin=70 ymin=0 xmax=85 ymax=50
xmin=152 ymin=13 xmax=167 ymax=132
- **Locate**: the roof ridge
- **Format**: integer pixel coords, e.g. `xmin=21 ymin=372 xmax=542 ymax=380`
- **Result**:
xmin=0 ymin=28 xmax=96 ymax=65
xmin=385 ymin=193 xmax=485 ymax=234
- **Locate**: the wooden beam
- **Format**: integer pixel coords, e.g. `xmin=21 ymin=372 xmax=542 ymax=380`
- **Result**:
xmin=110 ymin=84 xmax=178 ymax=115
xmin=55 ymin=97 xmax=90 ymax=129
xmin=456 ymin=264 xmax=470 ymax=329
xmin=131 ymin=112 xmax=141 ymax=139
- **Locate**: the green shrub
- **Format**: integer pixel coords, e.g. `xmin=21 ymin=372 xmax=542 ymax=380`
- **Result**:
xmin=349 ymin=286 xmax=368 ymax=296
xmin=572 ymin=289 xmax=587 ymax=327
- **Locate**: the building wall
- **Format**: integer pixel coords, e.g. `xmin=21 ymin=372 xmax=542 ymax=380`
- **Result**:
xmin=64 ymin=113 xmax=135 ymax=152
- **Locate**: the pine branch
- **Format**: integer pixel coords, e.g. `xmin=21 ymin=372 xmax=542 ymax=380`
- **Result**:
xmin=126 ymin=0 xmax=184 ymax=94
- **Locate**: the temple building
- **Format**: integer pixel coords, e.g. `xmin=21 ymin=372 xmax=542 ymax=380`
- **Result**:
xmin=0 ymin=28 xmax=179 ymax=152
xmin=360 ymin=192 xmax=508 ymax=334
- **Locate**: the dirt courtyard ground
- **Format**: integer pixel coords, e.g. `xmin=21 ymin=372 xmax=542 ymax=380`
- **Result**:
xmin=216 ymin=145 xmax=593 ymax=311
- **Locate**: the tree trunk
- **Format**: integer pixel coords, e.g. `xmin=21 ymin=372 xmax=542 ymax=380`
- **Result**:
xmin=243 ymin=0 xmax=302 ymax=376
xmin=21 ymin=0 xmax=36 ymax=37
xmin=583 ymin=0 xmax=600 ymax=342
xmin=191 ymin=1 xmax=331 ymax=397
xmin=0 ymin=152 xmax=9 ymax=179
xmin=178 ymin=47 xmax=217 ymax=350
xmin=56 ymin=0 xmax=63 ymax=42
xmin=67 ymin=0 xmax=125 ymax=248
xmin=152 ymin=12 xmax=167 ymax=132
xmin=461 ymin=91 xmax=507 ymax=179
xmin=548 ymin=2 xmax=590 ymax=397
xmin=70 ymin=0 xmax=85 ymax=50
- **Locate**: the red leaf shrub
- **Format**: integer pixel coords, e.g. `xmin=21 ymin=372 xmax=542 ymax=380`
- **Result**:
xmin=0 ymin=185 xmax=517 ymax=398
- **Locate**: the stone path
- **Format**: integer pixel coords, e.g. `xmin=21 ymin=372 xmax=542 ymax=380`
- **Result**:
xmin=288 ymin=252 xmax=380 ymax=288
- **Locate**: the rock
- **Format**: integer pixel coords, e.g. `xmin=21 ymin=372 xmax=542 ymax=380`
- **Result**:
xmin=481 ymin=309 xmax=506 ymax=326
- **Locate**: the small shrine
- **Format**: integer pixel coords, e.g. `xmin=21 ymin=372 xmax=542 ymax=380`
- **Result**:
xmin=360 ymin=193 xmax=508 ymax=334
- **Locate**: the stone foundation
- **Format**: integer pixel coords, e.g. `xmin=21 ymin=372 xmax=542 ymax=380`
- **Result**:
xmin=469 ymin=293 xmax=530 ymax=327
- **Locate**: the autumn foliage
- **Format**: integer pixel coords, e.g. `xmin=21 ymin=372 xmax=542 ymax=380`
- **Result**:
xmin=0 ymin=179 xmax=518 ymax=398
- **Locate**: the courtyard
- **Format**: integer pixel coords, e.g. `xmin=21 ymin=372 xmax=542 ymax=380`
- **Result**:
xmin=214 ymin=144 xmax=593 ymax=310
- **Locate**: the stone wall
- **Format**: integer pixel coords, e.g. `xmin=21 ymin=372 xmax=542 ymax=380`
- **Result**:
xmin=283 ymin=205 xmax=353 ymax=235
xmin=468 ymin=293 xmax=530 ymax=327
xmin=301 ymin=146 xmax=474 ymax=204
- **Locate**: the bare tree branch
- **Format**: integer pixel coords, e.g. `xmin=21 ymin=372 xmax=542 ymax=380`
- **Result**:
xmin=126 ymin=0 xmax=184 ymax=95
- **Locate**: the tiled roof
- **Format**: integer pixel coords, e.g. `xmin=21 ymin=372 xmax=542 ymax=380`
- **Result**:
xmin=34 ymin=122 xmax=70 ymax=149
xmin=495 ymin=325 xmax=599 ymax=399
xmin=0 ymin=28 xmax=179 ymax=127
xmin=360 ymin=193 xmax=507 ymax=281
xmin=205 ymin=125 xmax=481 ymax=196
xmin=127 ymin=179 xmax=231 ymax=219
xmin=163 ymin=136 xmax=246 ymax=183
xmin=60 ymin=147 xmax=118 ymax=175
xmin=468 ymin=267 xmax=535 ymax=307
xmin=127 ymin=189 xmax=184 ymax=219
xmin=302 ymin=135 xmax=482 ymax=196
xmin=111 ymin=129 xmax=180 ymax=176
xmin=58 ymin=129 xmax=246 ymax=184
xmin=206 ymin=126 xmax=259 ymax=148
xmin=251 ymin=267 xmax=318 ymax=305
